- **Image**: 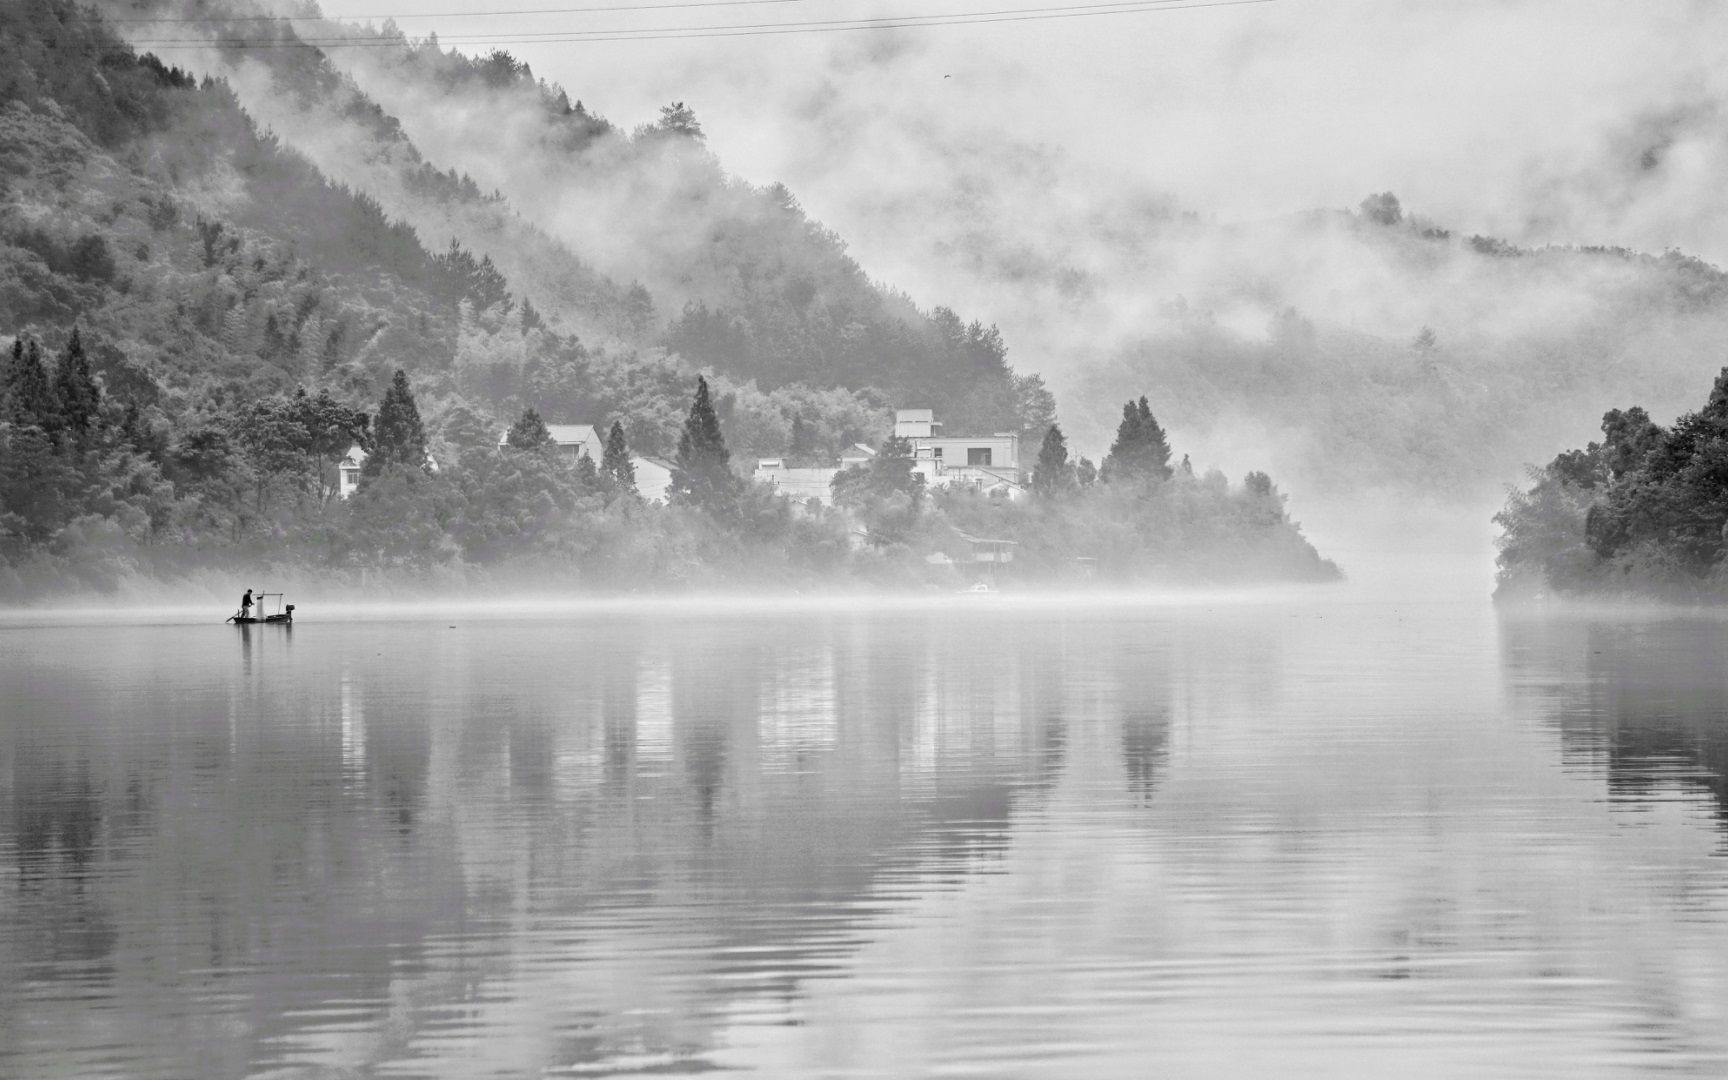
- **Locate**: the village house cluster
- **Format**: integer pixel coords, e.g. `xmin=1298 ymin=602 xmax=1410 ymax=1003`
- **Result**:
xmin=337 ymin=426 xmax=674 ymax=501
xmin=755 ymin=408 xmax=1026 ymax=506
xmin=337 ymin=408 xmax=1021 ymax=506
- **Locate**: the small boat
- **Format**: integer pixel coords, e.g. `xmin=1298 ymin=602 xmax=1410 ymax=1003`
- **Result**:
xmin=228 ymin=591 xmax=295 ymax=624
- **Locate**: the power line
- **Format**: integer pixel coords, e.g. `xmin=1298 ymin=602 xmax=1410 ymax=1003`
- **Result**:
xmin=112 ymin=0 xmax=1278 ymax=48
xmin=97 ymin=0 xmax=817 ymax=23
xmin=326 ymin=0 xmax=1217 ymax=40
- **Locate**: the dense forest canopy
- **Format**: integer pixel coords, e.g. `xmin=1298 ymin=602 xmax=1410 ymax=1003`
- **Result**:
xmin=1495 ymin=366 xmax=1728 ymax=600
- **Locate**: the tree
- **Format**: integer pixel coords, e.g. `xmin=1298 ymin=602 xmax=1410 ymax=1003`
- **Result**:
xmin=1100 ymin=396 xmax=1173 ymax=484
xmin=1032 ymin=424 xmax=1074 ymax=498
xmin=789 ymin=414 xmax=817 ymax=464
xmin=1076 ymin=456 xmax=1098 ymax=487
xmin=832 ymin=436 xmax=924 ymax=510
xmin=831 ymin=436 xmax=925 ymax=545
xmin=601 ymin=420 xmax=637 ymax=496
xmin=54 ymin=328 xmax=101 ymax=434
xmin=1599 ymin=405 xmax=1664 ymax=480
xmin=657 ymin=101 xmax=704 ymax=140
xmin=1014 ymin=373 xmax=1058 ymax=447
xmin=506 ymin=407 xmax=555 ymax=454
xmin=363 ymin=369 xmax=428 ymax=480
xmin=233 ymin=394 xmax=313 ymax=513
xmin=575 ymin=452 xmax=601 ymax=492
xmin=670 ymin=376 xmax=741 ymax=514
xmin=292 ymin=388 xmax=369 ymax=503
xmin=1360 ymin=192 xmax=1403 ymax=226
xmin=4 ymin=338 xmax=57 ymax=431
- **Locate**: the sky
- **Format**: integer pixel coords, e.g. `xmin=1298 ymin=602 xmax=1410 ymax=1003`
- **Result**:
xmin=313 ymin=0 xmax=1728 ymax=270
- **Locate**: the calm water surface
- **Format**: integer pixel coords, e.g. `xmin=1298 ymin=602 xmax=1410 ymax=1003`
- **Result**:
xmin=2 ymin=597 xmax=1726 ymax=1078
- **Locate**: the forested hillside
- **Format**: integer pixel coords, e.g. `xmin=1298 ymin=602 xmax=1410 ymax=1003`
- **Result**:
xmin=0 ymin=1 xmax=888 ymax=594
xmin=84 ymin=0 xmax=1045 ymax=440
xmin=4 ymin=1 xmax=1333 ymax=598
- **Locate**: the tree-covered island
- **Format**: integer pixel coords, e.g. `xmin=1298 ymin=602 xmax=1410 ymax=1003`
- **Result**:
xmin=1495 ymin=367 xmax=1728 ymax=601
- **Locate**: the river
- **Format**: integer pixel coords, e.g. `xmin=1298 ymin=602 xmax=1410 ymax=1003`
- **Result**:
xmin=2 ymin=594 xmax=1726 ymax=1078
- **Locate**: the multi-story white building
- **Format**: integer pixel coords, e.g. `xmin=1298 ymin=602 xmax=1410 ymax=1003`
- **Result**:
xmin=894 ymin=410 xmax=1024 ymax=499
xmin=753 ymin=410 xmax=1026 ymax=503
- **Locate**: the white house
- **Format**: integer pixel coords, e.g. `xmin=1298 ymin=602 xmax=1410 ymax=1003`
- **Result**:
xmin=336 ymin=444 xmax=440 ymax=499
xmin=756 ymin=459 xmax=841 ymax=506
xmin=497 ymin=423 xmax=605 ymax=465
xmin=338 ymin=445 xmax=365 ymax=499
xmin=896 ymin=410 xmax=1025 ymax=500
xmin=630 ymin=456 xmax=676 ymax=504
xmin=752 ymin=410 xmax=1027 ymax=504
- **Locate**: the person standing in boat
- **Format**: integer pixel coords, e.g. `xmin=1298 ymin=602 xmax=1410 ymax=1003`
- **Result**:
xmin=240 ymin=589 xmax=252 ymax=619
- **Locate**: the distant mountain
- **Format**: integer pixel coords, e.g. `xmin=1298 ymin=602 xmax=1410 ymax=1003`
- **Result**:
xmin=717 ymin=76 xmax=1728 ymax=505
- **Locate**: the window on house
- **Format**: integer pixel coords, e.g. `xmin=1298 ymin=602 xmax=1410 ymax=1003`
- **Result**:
xmin=932 ymin=446 xmax=943 ymax=458
xmin=967 ymin=447 xmax=992 ymax=466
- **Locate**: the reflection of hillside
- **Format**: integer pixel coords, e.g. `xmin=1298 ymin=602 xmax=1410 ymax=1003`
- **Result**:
xmin=1502 ymin=616 xmax=1728 ymax=831
xmin=1 ymin=611 xmax=1179 ymax=1078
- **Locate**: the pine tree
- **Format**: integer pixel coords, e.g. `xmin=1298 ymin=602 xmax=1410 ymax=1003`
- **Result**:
xmin=54 ymin=328 xmax=101 ymax=435
xmin=575 ymin=452 xmax=601 ymax=492
xmin=4 ymin=338 xmax=57 ymax=431
xmin=362 ymin=369 xmax=428 ymax=479
xmin=789 ymin=414 xmax=816 ymax=463
xmin=1032 ymin=424 xmax=1074 ymax=498
xmin=601 ymin=420 xmax=637 ymax=496
xmin=670 ymin=376 xmax=740 ymax=513
xmin=506 ymin=407 xmax=555 ymax=454
xmin=520 ymin=297 xmax=544 ymax=334
xmin=1100 ymin=396 xmax=1173 ymax=484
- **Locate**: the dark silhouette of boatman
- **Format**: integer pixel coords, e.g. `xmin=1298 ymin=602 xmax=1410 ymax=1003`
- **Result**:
xmin=240 ymin=589 xmax=253 ymax=618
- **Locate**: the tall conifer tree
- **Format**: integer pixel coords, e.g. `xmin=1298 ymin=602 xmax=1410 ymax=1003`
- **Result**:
xmin=601 ymin=420 xmax=636 ymax=495
xmin=54 ymin=328 xmax=101 ymax=434
xmin=362 ymin=369 xmax=427 ymax=479
xmin=670 ymin=376 xmax=739 ymax=512
xmin=506 ymin=407 xmax=554 ymax=454
xmin=4 ymin=338 xmax=56 ymax=431
xmin=1101 ymin=396 xmax=1173 ymax=483
xmin=1033 ymin=424 xmax=1075 ymax=497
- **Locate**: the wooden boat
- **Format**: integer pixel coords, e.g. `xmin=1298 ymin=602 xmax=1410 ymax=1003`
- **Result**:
xmin=228 ymin=592 xmax=294 ymax=624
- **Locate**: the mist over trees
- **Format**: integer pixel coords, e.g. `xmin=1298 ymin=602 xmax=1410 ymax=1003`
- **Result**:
xmin=1495 ymin=367 xmax=1728 ymax=600
xmin=0 ymin=0 xmax=1346 ymax=598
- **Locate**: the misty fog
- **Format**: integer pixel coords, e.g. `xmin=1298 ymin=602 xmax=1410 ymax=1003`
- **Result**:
xmin=107 ymin=0 xmax=1726 ymax=591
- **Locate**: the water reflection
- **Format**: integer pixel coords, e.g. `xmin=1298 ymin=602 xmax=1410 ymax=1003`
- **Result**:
xmin=3 ymin=604 xmax=1727 ymax=1078
xmin=1503 ymin=615 xmax=1728 ymax=841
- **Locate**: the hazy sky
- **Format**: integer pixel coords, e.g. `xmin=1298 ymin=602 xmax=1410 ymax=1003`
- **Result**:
xmin=316 ymin=0 xmax=1728 ymax=265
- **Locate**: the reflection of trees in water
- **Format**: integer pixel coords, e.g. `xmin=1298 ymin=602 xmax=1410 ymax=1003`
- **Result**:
xmin=1507 ymin=618 xmax=1728 ymax=835
xmin=671 ymin=631 xmax=767 ymax=833
xmin=14 ymin=756 xmax=101 ymax=871
xmin=600 ymin=630 xmax=643 ymax=796
xmin=1117 ymin=640 xmax=1172 ymax=806
xmin=1010 ymin=621 xmax=1068 ymax=790
xmin=7 ymin=746 xmax=120 ymax=971
xmin=2 ymin=613 xmax=1157 ymax=1078
xmin=369 ymin=710 xmax=430 ymax=836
